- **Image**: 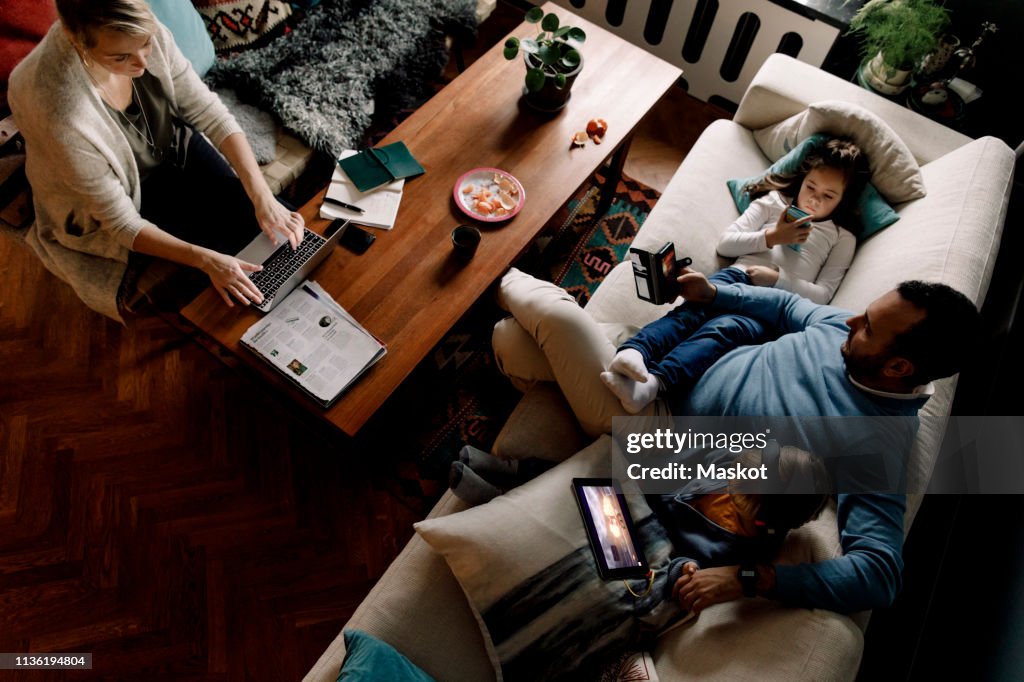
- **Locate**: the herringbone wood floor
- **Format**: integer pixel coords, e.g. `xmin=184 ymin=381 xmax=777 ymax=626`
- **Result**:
xmin=0 ymin=235 xmax=430 ymax=681
xmin=0 ymin=4 xmax=732 ymax=680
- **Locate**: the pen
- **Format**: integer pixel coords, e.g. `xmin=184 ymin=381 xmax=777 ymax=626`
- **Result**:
xmin=323 ymin=196 xmax=365 ymax=214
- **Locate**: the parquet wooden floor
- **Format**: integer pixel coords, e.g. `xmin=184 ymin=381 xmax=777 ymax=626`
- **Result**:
xmin=0 ymin=237 xmax=429 ymax=681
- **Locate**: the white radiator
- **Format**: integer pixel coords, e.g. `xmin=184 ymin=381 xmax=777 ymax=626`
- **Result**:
xmin=554 ymin=0 xmax=841 ymax=107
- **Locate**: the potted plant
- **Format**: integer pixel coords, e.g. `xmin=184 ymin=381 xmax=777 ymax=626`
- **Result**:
xmin=848 ymin=0 xmax=950 ymax=96
xmin=503 ymin=7 xmax=586 ymax=111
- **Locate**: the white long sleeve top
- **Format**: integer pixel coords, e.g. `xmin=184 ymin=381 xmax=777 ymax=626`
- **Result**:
xmin=716 ymin=191 xmax=856 ymax=304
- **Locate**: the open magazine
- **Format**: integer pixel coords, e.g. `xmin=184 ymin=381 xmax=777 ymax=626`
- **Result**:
xmin=240 ymin=280 xmax=386 ymax=407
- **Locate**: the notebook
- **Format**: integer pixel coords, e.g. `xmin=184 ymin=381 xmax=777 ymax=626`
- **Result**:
xmin=336 ymin=141 xmax=424 ymax=193
xmin=320 ymin=150 xmax=404 ymax=230
xmin=236 ymin=219 xmax=349 ymax=312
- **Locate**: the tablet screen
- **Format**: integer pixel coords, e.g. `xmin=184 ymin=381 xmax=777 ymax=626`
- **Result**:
xmin=572 ymin=478 xmax=648 ymax=579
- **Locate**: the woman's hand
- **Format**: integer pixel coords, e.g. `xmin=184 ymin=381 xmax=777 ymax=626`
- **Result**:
xmin=254 ymin=193 xmax=305 ymax=249
xmin=745 ymin=265 xmax=780 ymax=287
xmin=765 ymin=209 xmax=812 ymax=248
xmin=198 ymin=248 xmax=264 ymax=307
xmin=673 ymin=565 xmax=743 ymax=614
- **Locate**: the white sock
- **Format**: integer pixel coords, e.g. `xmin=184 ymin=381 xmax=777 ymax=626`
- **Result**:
xmin=608 ymin=348 xmax=649 ymax=382
xmin=600 ymin=371 xmax=660 ymax=414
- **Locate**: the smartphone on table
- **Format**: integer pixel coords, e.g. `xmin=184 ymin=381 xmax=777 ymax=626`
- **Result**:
xmin=340 ymin=224 xmax=376 ymax=254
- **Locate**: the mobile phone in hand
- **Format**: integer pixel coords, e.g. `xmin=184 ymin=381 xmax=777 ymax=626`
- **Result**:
xmin=785 ymin=204 xmax=811 ymax=222
xmin=785 ymin=204 xmax=811 ymax=251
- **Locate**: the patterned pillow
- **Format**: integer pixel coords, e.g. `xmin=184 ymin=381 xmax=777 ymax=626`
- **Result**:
xmin=191 ymin=0 xmax=292 ymax=52
xmin=415 ymin=437 xmax=682 ymax=682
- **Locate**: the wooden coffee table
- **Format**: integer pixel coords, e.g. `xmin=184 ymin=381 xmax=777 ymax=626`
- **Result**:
xmin=181 ymin=2 xmax=682 ymax=436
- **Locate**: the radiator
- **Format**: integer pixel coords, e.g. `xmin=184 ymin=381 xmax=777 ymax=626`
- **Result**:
xmin=553 ymin=0 xmax=842 ymax=108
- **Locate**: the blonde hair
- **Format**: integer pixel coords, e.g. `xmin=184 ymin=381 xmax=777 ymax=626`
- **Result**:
xmin=56 ymin=0 xmax=158 ymax=48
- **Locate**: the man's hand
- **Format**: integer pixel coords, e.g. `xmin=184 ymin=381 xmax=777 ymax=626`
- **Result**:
xmin=673 ymin=565 xmax=743 ymax=614
xmin=675 ymin=268 xmax=717 ymax=305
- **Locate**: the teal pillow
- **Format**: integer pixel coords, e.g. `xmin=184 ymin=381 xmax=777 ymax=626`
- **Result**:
xmin=337 ymin=630 xmax=436 ymax=682
xmin=147 ymin=0 xmax=216 ymax=76
xmin=726 ymin=133 xmax=899 ymax=239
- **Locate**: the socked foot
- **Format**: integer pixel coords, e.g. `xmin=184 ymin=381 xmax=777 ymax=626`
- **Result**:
xmin=608 ymin=348 xmax=650 ymax=382
xmin=449 ymin=461 xmax=504 ymax=505
xmin=600 ymin=371 xmax=660 ymax=414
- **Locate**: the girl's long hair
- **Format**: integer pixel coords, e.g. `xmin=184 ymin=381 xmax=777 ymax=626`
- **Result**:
xmin=744 ymin=137 xmax=871 ymax=233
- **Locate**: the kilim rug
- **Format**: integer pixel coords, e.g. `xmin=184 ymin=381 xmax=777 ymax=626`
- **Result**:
xmin=355 ymin=171 xmax=660 ymax=497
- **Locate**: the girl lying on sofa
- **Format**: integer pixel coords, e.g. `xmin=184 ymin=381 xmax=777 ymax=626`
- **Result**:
xmin=601 ymin=136 xmax=870 ymax=414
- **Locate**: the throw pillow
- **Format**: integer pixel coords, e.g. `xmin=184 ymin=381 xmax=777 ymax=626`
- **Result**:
xmin=337 ymin=630 xmax=436 ymax=682
xmin=191 ymin=0 xmax=292 ymax=53
xmin=414 ymin=436 xmax=680 ymax=682
xmin=752 ymin=100 xmax=926 ymax=204
xmin=147 ymin=0 xmax=216 ymax=76
xmin=0 ymin=0 xmax=58 ymax=107
xmin=726 ymin=133 xmax=900 ymax=239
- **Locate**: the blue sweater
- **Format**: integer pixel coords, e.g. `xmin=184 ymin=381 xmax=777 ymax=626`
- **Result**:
xmin=675 ymin=284 xmax=928 ymax=613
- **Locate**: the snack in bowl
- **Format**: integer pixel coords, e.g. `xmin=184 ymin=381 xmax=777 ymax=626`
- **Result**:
xmin=454 ymin=168 xmax=526 ymax=222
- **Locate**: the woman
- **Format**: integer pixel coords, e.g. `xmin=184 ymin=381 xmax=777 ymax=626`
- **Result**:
xmin=9 ymin=0 xmax=304 ymax=321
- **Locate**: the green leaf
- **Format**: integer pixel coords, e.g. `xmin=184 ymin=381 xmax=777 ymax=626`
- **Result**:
xmin=551 ymin=26 xmax=571 ymax=39
xmin=567 ymin=27 xmax=587 ymax=43
xmin=541 ymin=13 xmax=560 ymax=32
xmin=503 ymin=37 xmax=519 ymax=59
xmin=554 ymin=73 xmax=567 ymax=89
xmin=520 ymin=38 xmax=539 ymax=54
xmin=561 ymin=49 xmax=580 ymax=69
xmin=525 ymin=6 xmax=544 ymax=23
xmin=537 ymin=43 xmax=559 ymax=66
xmin=525 ymin=67 xmax=546 ymax=92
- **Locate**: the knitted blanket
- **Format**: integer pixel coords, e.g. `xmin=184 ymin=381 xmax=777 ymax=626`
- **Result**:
xmin=205 ymin=0 xmax=478 ymax=157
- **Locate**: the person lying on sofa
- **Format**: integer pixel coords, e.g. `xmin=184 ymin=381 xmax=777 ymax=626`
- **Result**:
xmin=602 ymin=136 xmax=868 ymax=414
xmin=492 ymin=269 xmax=981 ymax=612
xmin=8 ymin=0 xmax=305 ymax=321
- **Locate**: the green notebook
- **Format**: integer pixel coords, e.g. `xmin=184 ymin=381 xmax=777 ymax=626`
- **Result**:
xmin=336 ymin=141 xmax=425 ymax=193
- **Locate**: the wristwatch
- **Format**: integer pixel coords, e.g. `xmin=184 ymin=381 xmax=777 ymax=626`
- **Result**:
xmin=738 ymin=563 xmax=758 ymax=598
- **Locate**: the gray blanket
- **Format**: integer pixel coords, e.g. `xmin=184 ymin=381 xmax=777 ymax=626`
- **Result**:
xmin=205 ymin=0 xmax=478 ymax=157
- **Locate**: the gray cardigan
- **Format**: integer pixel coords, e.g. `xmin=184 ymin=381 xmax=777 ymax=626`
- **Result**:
xmin=9 ymin=22 xmax=242 ymax=321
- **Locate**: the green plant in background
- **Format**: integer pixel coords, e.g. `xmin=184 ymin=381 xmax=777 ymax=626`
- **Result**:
xmin=848 ymin=0 xmax=950 ymax=70
xmin=502 ymin=7 xmax=587 ymax=92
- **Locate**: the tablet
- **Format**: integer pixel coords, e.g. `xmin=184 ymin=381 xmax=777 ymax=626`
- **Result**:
xmin=571 ymin=478 xmax=649 ymax=580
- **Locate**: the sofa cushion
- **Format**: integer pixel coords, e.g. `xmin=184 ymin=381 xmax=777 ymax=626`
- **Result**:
xmin=0 ymin=0 xmax=58 ymax=107
xmin=753 ymin=100 xmax=926 ymax=204
xmin=726 ymin=133 xmax=900 ymax=239
xmin=302 ymin=491 xmax=496 ymax=682
xmin=148 ymin=0 xmax=216 ymax=75
xmin=337 ymin=630 xmax=437 ymax=682
xmin=191 ymin=0 xmax=293 ymax=52
xmin=415 ymin=436 xmax=682 ymax=682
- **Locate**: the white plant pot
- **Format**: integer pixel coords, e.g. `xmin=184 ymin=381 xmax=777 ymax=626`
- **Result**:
xmin=863 ymin=51 xmax=912 ymax=96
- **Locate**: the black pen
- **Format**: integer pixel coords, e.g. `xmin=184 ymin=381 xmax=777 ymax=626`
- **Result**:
xmin=323 ymin=196 xmax=365 ymax=214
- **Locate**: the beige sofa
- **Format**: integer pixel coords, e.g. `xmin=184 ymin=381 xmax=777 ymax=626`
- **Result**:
xmin=305 ymin=54 xmax=1015 ymax=681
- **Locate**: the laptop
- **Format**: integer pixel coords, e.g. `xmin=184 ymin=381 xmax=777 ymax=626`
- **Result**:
xmin=235 ymin=218 xmax=349 ymax=313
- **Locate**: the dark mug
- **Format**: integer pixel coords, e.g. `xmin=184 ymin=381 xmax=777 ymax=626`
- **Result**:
xmin=451 ymin=225 xmax=481 ymax=260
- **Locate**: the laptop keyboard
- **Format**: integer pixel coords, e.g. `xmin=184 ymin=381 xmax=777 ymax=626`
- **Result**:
xmin=248 ymin=228 xmax=326 ymax=303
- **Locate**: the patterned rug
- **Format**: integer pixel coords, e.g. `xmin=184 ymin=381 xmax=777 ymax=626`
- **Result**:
xmin=356 ymin=171 xmax=660 ymax=497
